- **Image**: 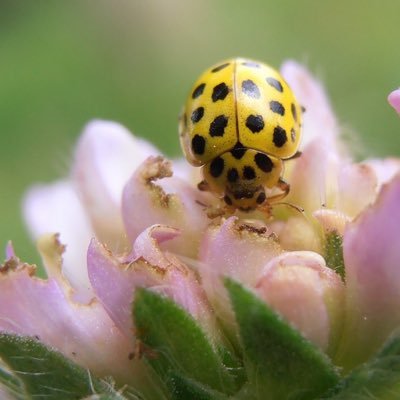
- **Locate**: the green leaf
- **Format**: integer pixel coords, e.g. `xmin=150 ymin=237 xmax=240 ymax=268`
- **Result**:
xmin=0 ymin=356 xmax=26 ymax=399
xmin=325 ymin=232 xmax=345 ymax=280
xmin=225 ymin=279 xmax=339 ymax=400
xmin=0 ymin=333 xmax=136 ymax=400
xmin=321 ymin=331 xmax=400 ymax=399
xmin=133 ymin=288 xmax=237 ymax=395
xmin=168 ymin=372 xmax=228 ymax=400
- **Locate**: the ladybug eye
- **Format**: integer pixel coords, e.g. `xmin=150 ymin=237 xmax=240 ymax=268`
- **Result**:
xmin=256 ymin=191 xmax=266 ymax=205
xmin=224 ymin=195 xmax=233 ymax=206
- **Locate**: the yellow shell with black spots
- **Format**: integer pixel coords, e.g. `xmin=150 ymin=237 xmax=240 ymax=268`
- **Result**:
xmin=179 ymin=57 xmax=302 ymax=211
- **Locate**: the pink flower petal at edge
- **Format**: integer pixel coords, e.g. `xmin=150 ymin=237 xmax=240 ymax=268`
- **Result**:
xmin=336 ymin=173 xmax=400 ymax=371
xmin=122 ymin=156 xmax=210 ymax=258
xmin=337 ymin=163 xmax=378 ymax=218
xmin=131 ymin=225 xmax=180 ymax=269
xmin=199 ymin=216 xmax=282 ymax=324
xmin=281 ymin=61 xmax=339 ymax=149
xmin=388 ymin=88 xmax=400 ymax=114
xmin=365 ymin=158 xmax=400 ymax=190
xmin=313 ymin=209 xmax=350 ymax=237
xmin=23 ymin=180 xmax=94 ymax=302
xmin=256 ymin=251 xmax=344 ymax=352
xmin=280 ymin=61 xmax=356 ymax=220
xmin=278 ymin=63 xmax=344 ymax=213
xmin=88 ymin=225 xmax=216 ymax=341
xmin=0 ymin=237 xmax=136 ymax=383
xmin=5 ymin=242 xmax=15 ymax=259
xmin=72 ymin=120 xmax=160 ymax=254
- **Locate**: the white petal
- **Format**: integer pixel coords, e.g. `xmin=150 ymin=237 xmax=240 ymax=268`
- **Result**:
xmin=72 ymin=120 xmax=160 ymax=252
xmin=22 ymin=180 xmax=93 ymax=301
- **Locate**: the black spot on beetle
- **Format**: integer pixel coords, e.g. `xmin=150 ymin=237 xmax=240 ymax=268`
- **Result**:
xmin=270 ymin=100 xmax=285 ymax=116
xmin=243 ymin=166 xmax=256 ymax=180
xmin=210 ymin=156 xmax=224 ymax=178
xmin=191 ymin=134 xmax=205 ymax=155
xmin=291 ymin=128 xmax=296 ymax=142
xmin=211 ymin=63 xmax=230 ymax=72
xmin=242 ymin=79 xmax=260 ymax=99
xmin=192 ymin=83 xmax=205 ymax=99
xmin=273 ymin=126 xmax=288 ymax=147
xmin=212 ymin=82 xmax=230 ymax=102
xmin=209 ymin=115 xmax=228 ymax=137
xmin=191 ymin=107 xmax=204 ymax=123
xmin=254 ymin=153 xmax=273 ymax=173
xmin=266 ymin=77 xmax=283 ymax=92
xmin=242 ymin=61 xmax=261 ymax=68
xmin=231 ymin=142 xmax=247 ymax=159
xmin=227 ymin=168 xmax=239 ymax=182
xmin=246 ymin=114 xmax=264 ymax=133
xmin=291 ymin=103 xmax=298 ymax=122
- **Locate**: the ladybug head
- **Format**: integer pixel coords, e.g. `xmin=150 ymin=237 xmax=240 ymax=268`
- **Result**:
xmin=223 ymin=185 xmax=266 ymax=212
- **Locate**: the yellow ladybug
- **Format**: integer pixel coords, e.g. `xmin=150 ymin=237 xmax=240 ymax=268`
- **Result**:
xmin=179 ymin=58 xmax=302 ymax=212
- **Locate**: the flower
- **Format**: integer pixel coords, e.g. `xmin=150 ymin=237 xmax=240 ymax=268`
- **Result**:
xmin=388 ymin=88 xmax=400 ymax=114
xmin=1 ymin=62 xmax=400 ymax=398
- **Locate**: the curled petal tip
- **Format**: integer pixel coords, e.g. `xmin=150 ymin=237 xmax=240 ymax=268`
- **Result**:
xmin=257 ymin=251 xmax=344 ymax=350
xmin=388 ymin=89 xmax=400 ymax=114
xmin=5 ymin=241 xmax=15 ymax=260
xmin=131 ymin=224 xmax=181 ymax=269
xmin=313 ymin=209 xmax=350 ymax=236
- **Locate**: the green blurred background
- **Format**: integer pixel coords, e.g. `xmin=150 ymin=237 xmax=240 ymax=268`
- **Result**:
xmin=1 ymin=0 xmax=399 ymax=263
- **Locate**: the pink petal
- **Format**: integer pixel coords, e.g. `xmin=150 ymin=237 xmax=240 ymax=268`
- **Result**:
xmin=72 ymin=120 xmax=159 ymax=253
xmin=5 ymin=242 xmax=15 ymax=260
xmin=131 ymin=225 xmax=180 ymax=269
xmin=171 ymin=157 xmax=203 ymax=183
xmin=23 ymin=181 xmax=93 ymax=301
xmin=336 ymin=173 xmax=400 ymax=369
xmin=88 ymin=225 xmax=215 ymax=339
xmin=199 ymin=217 xmax=282 ymax=321
xmin=388 ymin=89 xmax=400 ymax=114
xmin=0 ymin=254 xmax=135 ymax=382
xmin=280 ymin=62 xmax=351 ymax=219
xmin=280 ymin=61 xmax=339 ymax=148
xmin=313 ymin=209 xmax=350 ymax=236
xmin=270 ymin=216 xmax=323 ymax=253
xmin=337 ymin=163 xmax=378 ymax=218
xmin=256 ymin=251 xmax=344 ymax=351
xmin=122 ymin=156 xmax=210 ymax=258
xmin=365 ymin=158 xmax=400 ymax=190
xmin=200 ymin=217 xmax=282 ymax=286
xmin=285 ymin=136 xmax=343 ymax=215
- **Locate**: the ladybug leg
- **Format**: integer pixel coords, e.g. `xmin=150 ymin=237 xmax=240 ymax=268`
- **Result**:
xmin=196 ymin=181 xmax=234 ymax=218
xmin=197 ymin=180 xmax=210 ymax=191
xmin=267 ymin=178 xmax=290 ymax=203
xmin=286 ymin=151 xmax=302 ymax=160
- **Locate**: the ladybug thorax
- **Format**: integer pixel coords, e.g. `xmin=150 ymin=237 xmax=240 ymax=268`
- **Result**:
xmin=202 ymin=147 xmax=283 ymax=210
